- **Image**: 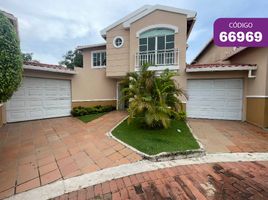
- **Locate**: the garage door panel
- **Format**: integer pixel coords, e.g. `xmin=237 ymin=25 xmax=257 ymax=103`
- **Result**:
xmin=27 ymin=100 xmax=43 ymax=107
xmin=213 ymin=80 xmax=227 ymax=89
xmin=226 ymin=79 xmax=242 ymax=89
xmin=6 ymin=77 xmax=71 ymax=122
xmin=7 ymin=111 xmax=27 ymax=122
xmin=29 ymin=109 xmax=44 ymax=118
xmin=28 ymin=89 xmax=43 ymax=97
xmin=187 ymin=79 xmax=243 ymax=120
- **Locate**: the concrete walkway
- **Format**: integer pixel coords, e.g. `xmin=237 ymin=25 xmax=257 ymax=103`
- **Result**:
xmin=0 ymin=111 xmax=141 ymax=199
xmin=188 ymin=119 xmax=268 ymax=153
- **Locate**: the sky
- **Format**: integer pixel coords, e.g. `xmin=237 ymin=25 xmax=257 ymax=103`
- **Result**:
xmin=1 ymin=0 xmax=267 ymax=64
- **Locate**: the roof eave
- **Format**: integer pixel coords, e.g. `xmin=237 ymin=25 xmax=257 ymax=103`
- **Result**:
xmin=186 ymin=65 xmax=257 ymax=73
xmin=76 ymin=43 xmax=106 ymax=50
xmin=190 ymin=38 xmax=214 ymax=64
xmin=123 ymin=5 xmax=196 ymax=28
xmin=23 ymin=64 xmax=76 ymax=75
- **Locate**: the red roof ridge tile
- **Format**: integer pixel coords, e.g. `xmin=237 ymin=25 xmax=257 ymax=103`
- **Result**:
xmin=24 ymin=61 xmax=74 ymax=71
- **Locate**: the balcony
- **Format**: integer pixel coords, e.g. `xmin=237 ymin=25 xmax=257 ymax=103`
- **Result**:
xmin=135 ymin=49 xmax=179 ymax=71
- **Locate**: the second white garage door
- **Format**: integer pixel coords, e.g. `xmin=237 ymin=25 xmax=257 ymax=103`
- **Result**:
xmin=6 ymin=77 xmax=71 ymax=122
xmin=187 ymin=79 xmax=243 ymax=120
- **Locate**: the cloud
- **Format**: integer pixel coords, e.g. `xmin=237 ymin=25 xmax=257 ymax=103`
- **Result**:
xmin=0 ymin=0 xmax=267 ymax=64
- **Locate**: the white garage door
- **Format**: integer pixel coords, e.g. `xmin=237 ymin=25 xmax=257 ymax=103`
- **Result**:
xmin=6 ymin=77 xmax=71 ymax=122
xmin=187 ymin=79 xmax=243 ymax=120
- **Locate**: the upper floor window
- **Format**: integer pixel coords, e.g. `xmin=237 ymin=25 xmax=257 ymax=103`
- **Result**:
xmin=92 ymin=51 xmax=106 ymax=68
xmin=113 ymin=36 xmax=124 ymax=48
xmin=139 ymin=28 xmax=175 ymax=52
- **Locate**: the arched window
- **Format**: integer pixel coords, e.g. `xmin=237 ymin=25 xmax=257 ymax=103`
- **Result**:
xmin=140 ymin=28 xmax=175 ymax=38
xmin=139 ymin=28 xmax=175 ymax=52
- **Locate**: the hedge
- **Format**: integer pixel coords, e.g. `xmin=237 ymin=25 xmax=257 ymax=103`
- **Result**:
xmin=0 ymin=11 xmax=23 ymax=103
xmin=71 ymin=105 xmax=116 ymax=116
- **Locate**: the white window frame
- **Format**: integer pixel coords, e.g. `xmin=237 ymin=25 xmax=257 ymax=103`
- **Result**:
xmin=113 ymin=36 xmax=124 ymax=48
xmin=91 ymin=50 xmax=106 ymax=68
xmin=136 ymin=24 xmax=178 ymax=37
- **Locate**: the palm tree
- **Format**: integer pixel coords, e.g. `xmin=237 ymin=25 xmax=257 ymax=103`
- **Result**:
xmin=120 ymin=64 xmax=185 ymax=129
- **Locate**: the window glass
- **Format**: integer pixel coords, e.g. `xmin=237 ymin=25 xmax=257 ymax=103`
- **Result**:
xmin=139 ymin=28 xmax=175 ymax=52
xmin=115 ymin=38 xmax=122 ymax=46
xmin=139 ymin=38 xmax=147 ymax=45
xmin=140 ymin=28 xmax=174 ymax=38
xmin=92 ymin=51 xmax=106 ymax=67
xmin=139 ymin=45 xmax=147 ymax=52
xmin=148 ymin=37 xmax=155 ymax=51
xmin=166 ymin=42 xmax=174 ymax=49
xmin=166 ymin=34 xmax=174 ymax=42
xmin=157 ymin=36 xmax=165 ymax=50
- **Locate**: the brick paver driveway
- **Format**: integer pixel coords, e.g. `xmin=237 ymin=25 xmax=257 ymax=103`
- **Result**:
xmin=188 ymin=119 xmax=268 ymax=153
xmin=52 ymin=161 xmax=268 ymax=200
xmin=0 ymin=111 xmax=141 ymax=199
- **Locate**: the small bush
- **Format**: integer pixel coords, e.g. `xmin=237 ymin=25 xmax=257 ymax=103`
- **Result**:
xmin=177 ymin=111 xmax=187 ymax=121
xmin=71 ymin=105 xmax=116 ymax=116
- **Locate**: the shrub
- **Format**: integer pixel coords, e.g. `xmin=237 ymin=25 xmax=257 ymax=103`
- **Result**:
xmin=177 ymin=111 xmax=187 ymax=121
xmin=0 ymin=11 xmax=23 ymax=103
xmin=71 ymin=105 xmax=116 ymax=116
xmin=120 ymin=64 xmax=185 ymax=129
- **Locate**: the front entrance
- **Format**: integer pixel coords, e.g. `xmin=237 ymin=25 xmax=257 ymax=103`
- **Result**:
xmin=117 ymin=82 xmax=126 ymax=110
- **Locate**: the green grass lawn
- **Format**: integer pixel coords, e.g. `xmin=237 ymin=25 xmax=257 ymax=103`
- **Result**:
xmin=112 ymin=119 xmax=199 ymax=155
xmin=78 ymin=112 xmax=107 ymax=123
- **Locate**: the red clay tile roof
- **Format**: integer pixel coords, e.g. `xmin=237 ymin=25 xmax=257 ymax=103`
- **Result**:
xmin=23 ymin=61 xmax=75 ymax=74
xmin=186 ymin=63 xmax=257 ymax=72
xmin=187 ymin=63 xmax=257 ymax=69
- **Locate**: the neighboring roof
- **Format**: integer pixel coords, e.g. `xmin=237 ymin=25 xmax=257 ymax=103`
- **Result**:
xmin=23 ymin=61 xmax=76 ymax=74
xmin=100 ymin=4 xmax=196 ymax=37
xmin=222 ymin=47 xmax=248 ymax=60
xmin=77 ymin=42 xmax=106 ymax=50
xmin=190 ymin=38 xmax=249 ymax=64
xmin=186 ymin=63 xmax=257 ymax=72
xmin=190 ymin=38 xmax=213 ymax=64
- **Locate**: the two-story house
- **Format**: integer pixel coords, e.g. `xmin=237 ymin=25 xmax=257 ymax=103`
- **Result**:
xmin=72 ymin=4 xmax=196 ymax=110
xmin=2 ymin=5 xmax=267 ymax=129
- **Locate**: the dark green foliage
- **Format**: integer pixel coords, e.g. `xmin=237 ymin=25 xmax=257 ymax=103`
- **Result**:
xmin=0 ymin=11 xmax=23 ymax=103
xmin=71 ymin=105 xmax=116 ymax=116
xmin=22 ymin=52 xmax=33 ymax=62
xmin=59 ymin=49 xmax=83 ymax=69
xmin=120 ymin=64 xmax=185 ymax=129
xmin=78 ymin=113 xmax=107 ymax=123
xmin=177 ymin=111 xmax=187 ymax=121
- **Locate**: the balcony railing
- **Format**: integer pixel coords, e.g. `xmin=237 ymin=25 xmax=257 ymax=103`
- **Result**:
xmin=135 ymin=49 xmax=179 ymax=70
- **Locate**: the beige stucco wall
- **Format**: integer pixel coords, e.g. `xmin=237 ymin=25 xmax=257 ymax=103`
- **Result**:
xmin=129 ymin=10 xmax=188 ymax=90
xmin=194 ymin=44 xmax=233 ymax=64
xmin=106 ymin=24 xmax=130 ymax=77
xmin=72 ymin=47 xmax=117 ymax=102
xmin=229 ymin=47 xmax=268 ymax=128
xmin=230 ymin=48 xmax=268 ymax=96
